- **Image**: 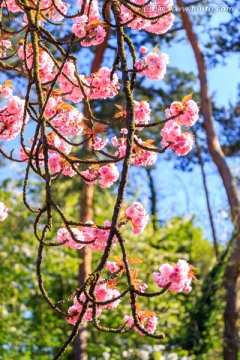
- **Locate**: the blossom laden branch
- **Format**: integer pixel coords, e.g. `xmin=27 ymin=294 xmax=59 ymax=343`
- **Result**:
xmin=0 ymin=0 xmax=200 ymax=358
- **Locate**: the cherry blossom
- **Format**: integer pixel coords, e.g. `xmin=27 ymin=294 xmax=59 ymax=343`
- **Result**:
xmin=0 ymin=80 xmax=13 ymax=98
xmin=135 ymin=49 xmax=169 ymax=80
xmin=0 ymin=0 xmax=200 ymax=345
xmin=72 ymin=15 xmax=107 ymax=47
xmin=66 ymin=280 xmax=121 ymax=325
xmin=85 ymin=67 xmax=120 ymax=99
xmin=57 ymin=227 xmax=85 ymax=249
xmin=0 ymin=202 xmax=8 ymax=221
xmin=81 ymin=164 xmax=119 ymax=188
xmin=125 ymin=202 xmax=150 ymax=235
xmin=82 ymin=220 xmax=118 ymax=252
xmin=0 ymin=96 xmax=28 ymax=141
xmin=124 ymin=311 xmax=158 ymax=335
xmin=165 ymin=98 xmax=199 ymax=126
xmin=153 ymin=259 xmax=197 ymax=293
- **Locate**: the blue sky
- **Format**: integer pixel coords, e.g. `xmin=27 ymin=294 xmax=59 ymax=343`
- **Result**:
xmin=165 ymin=43 xmax=239 ymax=106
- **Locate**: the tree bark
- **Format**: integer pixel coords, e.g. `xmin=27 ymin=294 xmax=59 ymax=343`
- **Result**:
xmin=72 ymin=8 xmax=111 ymax=360
xmin=195 ymin=136 xmax=219 ymax=258
xmin=146 ymin=168 xmax=158 ymax=231
xmin=176 ymin=1 xmax=240 ymax=358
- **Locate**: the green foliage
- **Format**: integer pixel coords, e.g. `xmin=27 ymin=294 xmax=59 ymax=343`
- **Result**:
xmin=85 ymin=214 xmax=218 ymax=359
xmin=0 ymin=180 xmax=77 ymax=359
xmin=0 ymin=175 xmax=225 ymax=360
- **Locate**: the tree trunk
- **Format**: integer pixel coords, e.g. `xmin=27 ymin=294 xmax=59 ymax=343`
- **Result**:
xmin=176 ymin=1 xmax=240 ymax=358
xmin=146 ymin=168 xmax=158 ymax=231
xmin=195 ymin=136 xmax=219 ymax=258
xmin=72 ymin=7 xmax=111 ymax=360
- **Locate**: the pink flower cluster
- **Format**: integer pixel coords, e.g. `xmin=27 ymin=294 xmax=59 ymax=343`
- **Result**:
xmin=0 ymin=96 xmax=28 ymax=141
xmin=153 ymin=259 xmax=196 ymax=292
xmin=57 ymin=227 xmax=85 ymax=249
xmin=120 ymin=0 xmax=174 ymax=35
xmin=57 ymin=220 xmax=117 ymax=252
xmin=135 ymin=49 xmax=169 ymax=80
xmin=47 ymin=132 xmax=72 ymax=154
xmin=0 ymin=202 xmax=8 ymax=221
xmin=92 ymin=136 xmax=108 ymax=151
xmin=18 ymin=45 xmax=56 ymax=83
xmin=67 ymin=280 xmax=121 ymax=325
xmin=49 ymin=153 xmax=77 ymax=177
xmin=124 ymin=313 xmax=158 ymax=335
xmin=0 ymin=40 xmax=12 ymax=58
xmin=0 ymin=81 xmax=13 ymax=98
xmin=132 ymin=136 xmax=157 ymax=166
xmin=77 ymin=0 xmax=100 ymax=22
xmin=106 ymin=261 xmax=120 ymax=273
xmin=161 ymin=98 xmax=199 ymax=156
xmin=111 ymin=134 xmax=157 ymax=167
xmin=82 ymin=220 xmax=117 ymax=252
xmin=19 ymin=146 xmax=44 ymax=166
xmin=58 ymin=62 xmax=84 ymax=103
xmin=58 ymin=64 xmax=119 ymax=102
xmin=125 ymin=202 xmax=149 ymax=235
xmin=19 ymin=132 xmax=75 ymax=176
xmin=84 ymin=67 xmax=120 ymax=99
xmin=4 ymin=0 xmax=69 ymax=20
xmin=72 ymin=15 xmax=106 ymax=47
xmin=165 ymin=99 xmax=199 ymax=127
xmin=161 ymin=120 xmax=194 ymax=156
xmin=3 ymin=0 xmax=21 ymax=13
xmin=81 ymin=163 xmax=119 ymax=188
xmin=134 ymin=100 xmax=151 ymax=127
xmin=45 ymin=99 xmax=84 ymax=136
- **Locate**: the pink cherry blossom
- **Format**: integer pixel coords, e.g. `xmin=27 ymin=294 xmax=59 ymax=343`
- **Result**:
xmin=81 ymin=164 xmax=119 ymax=188
xmin=0 ymin=202 xmax=8 ymax=221
xmin=92 ymin=136 xmax=108 ymax=151
xmin=58 ymin=62 xmax=84 ymax=103
xmin=66 ymin=295 xmax=103 ymax=325
xmin=18 ymin=44 xmax=56 ymax=83
xmin=125 ymin=202 xmax=149 ymax=234
xmin=81 ymin=220 xmax=117 ymax=252
xmin=106 ymin=261 xmax=119 ymax=273
xmin=160 ymin=119 xmax=194 ymax=156
xmin=57 ymin=227 xmax=85 ymax=249
xmin=153 ymin=259 xmax=196 ymax=292
xmin=165 ymin=99 xmax=199 ymax=127
xmin=0 ymin=96 xmax=28 ymax=141
xmin=138 ymin=283 xmax=148 ymax=293
xmin=132 ymin=136 xmax=157 ymax=166
xmin=111 ymin=134 xmax=157 ymax=166
xmin=0 ymin=40 xmax=13 ymax=58
xmin=135 ymin=51 xmax=169 ymax=80
xmin=84 ymin=67 xmax=120 ymax=99
xmin=161 ymin=119 xmax=182 ymax=145
xmin=134 ymin=100 xmax=151 ymax=126
xmin=139 ymin=46 xmax=148 ymax=54
xmin=66 ymin=278 xmax=121 ymax=325
xmin=98 ymin=164 xmax=119 ymax=188
xmin=3 ymin=0 xmax=21 ymax=13
xmin=72 ymin=15 xmax=107 ymax=47
xmin=145 ymin=13 xmax=175 ymax=34
xmin=124 ymin=313 xmax=158 ymax=335
xmin=81 ymin=167 xmax=99 ymax=185
xmin=77 ymin=0 xmax=100 ymax=21
xmin=0 ymin=82 xmax=13 ymax=98
xmin=49 ymin=153 xmax=77 ymax=177
xmin=171 ymin=132 xmax=194 ymax=156
xmin=120 ymin=0 xmax=174 ymax=35
xmin=19 ymin=146 xmax=44 ymax=166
